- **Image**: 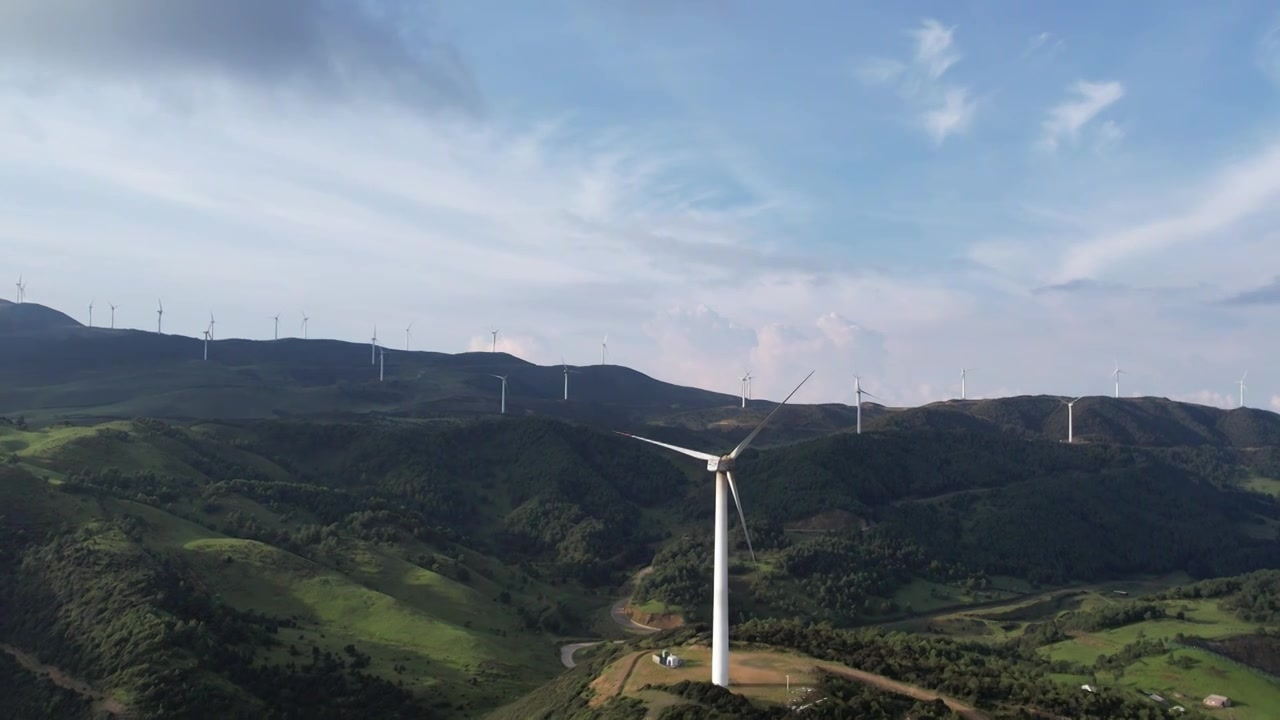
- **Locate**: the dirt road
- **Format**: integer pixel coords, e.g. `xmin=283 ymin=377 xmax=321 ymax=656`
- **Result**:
xmin=560 ymin=567 xmax=659 ymax=668
xmin=818 ymin=662 xmax=989 ymax=720
xmin=1 ymin=643 xmax=130 ymax=717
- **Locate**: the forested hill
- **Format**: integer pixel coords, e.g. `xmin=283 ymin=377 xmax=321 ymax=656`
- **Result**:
xmin=866 ymin=394 xmax=1280 ymax=449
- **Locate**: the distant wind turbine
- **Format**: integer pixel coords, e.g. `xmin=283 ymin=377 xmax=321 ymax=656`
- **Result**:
xmin=854 ymin=375 xmax=879 ymax=435
xmin=739 ymin=371 xmax=752 ymax=408
xmin=961 ymin=368 xmax=975 ymax=400
xmin=109 ymin=302 xmax=118 ymax=329
xmin=156 ymin=299 xmax=164 ymax=334
xmin=301 ymin=312 xmax=309 ymax=340
xmin=405 ymin=322 xmax=413 ymax=351
xmin=1113 ymin=361 xmax=1125 ymax=399
xmin=1239 ymin=371 xmax=1248 ymax=408
xmin=371 ymin=325 xmax=378 ymax=365
xmin=491 ymin=329 xmax=499 ymax=353
xmin=88 ymin=300 xmax=94 ymax=328
xmin=208 ymin=312 xmax=216 ymax=340
xmin=601 ymin=335 xmax=608 ymax=365
xmin=202 ymin=326 xmax=211 ymax=361
xmin=271 ymin=314 xmax=280 ymax=340
xmin=490 ymin=374 xmax=509 ymax=414
xmin=562 ymin=360 xmax=581 ymax=401
xmin=1061 ymin=397 xmax=1083 ymax=443
xmin=615 ymin=370 xmax=814 ymax=688
xmin=380 ymin=348 xmax=386 ymax=382
xmin=14 ymin=276 xmax=23 ymax=304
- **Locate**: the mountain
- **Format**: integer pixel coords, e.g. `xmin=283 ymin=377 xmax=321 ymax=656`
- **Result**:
xmin=0 ymin=298 xmax=82 ymax=334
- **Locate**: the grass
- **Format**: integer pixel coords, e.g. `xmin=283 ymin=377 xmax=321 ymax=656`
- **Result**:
xmin=891 ymin=577 xmax=1020 ymax=615
xmin=1120 ymin=647 xmax=1280 ymax=720
xmin=1243 ymin=475 xmax=1280 ymax=498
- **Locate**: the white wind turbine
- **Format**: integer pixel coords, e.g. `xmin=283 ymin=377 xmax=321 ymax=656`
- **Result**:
xmin=1061 ymin=397 xmax=1083 ymax=443
xmin=301 ymin=312 xmax=310 ymax=340
xmin=1113 ymin=361 xmax=1125 ymax=399
xmin=853 ymin=375 xmax=879 ymax=435
xmin=562 ymin=360 xmax=582 ymax=400
xmin=739 ymin=371 xmax=752 ymax=408
xmin=88 ymin=300 xmax=94 ymax=328
xmin=380 ymin=348 xmax=386 ymax=382
xmin=1239 ymin=371 xmax=1248 ymax=408
xmin=617 ymin=370 xmax=814 ymax=688
xmin=109 ymin=302 xmax=118 ymax=329
xmin=961 ymin=368 xmax=975 ymax=400
xmin=202 ymin=318 xmax=212 ymax=361
xmin=490 ymin=374 xmax=509 ymax=414
xmin=271 ymin=314 xmax=280 ymax=340
xmin=491 ymin=329 xmax=499 ymax=353
xmin=405 ymin=322 xmax=413 ymax=351
xmin=14 ymin=276 xmax=23 ymax=304
xmin=371 ymin=325 xmax=379 ymax=365
xmin=208 ymin=312 xmax=216 ymax=340
xmin=156 ymin=299 xmax=164 ymax=334
xmin=601 ymin=335 xmax=608 ymax=365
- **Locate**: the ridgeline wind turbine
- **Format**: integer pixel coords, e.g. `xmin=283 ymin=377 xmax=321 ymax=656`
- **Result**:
xmin=301 ymin=312 xmax=310 ymax=339
xmin=1113 ymin=361 xmax=1125 ymax=399
xmin=371 ymin=325 xmax=379 ymax=365
xmin=14 ymin=276 xmax=23 ymax=304
xmin=156 ymin=299 xmax=164 ymax=334
xmin=271 ymin=314 xmax=280 ymax=340
xmin=601 ymin=335 xmax=608 ymax=365
xmin=379 ymin=348 xmax=386 ymax=382
xmin=1061 ymin=397 xmax=1083 ymax=443
xmin=562 ymin=360 xmax=581 ymax=400
xmin=961 ymin=368 xmax=975 ymax=400
xmin=491 ymin=329 xmax=499 ymax=353
xmin=405 ymin=322 xmax=413 ymax=351
xmin=1239 ymin=371 xmax=1248 ymax=408
xmin=616 ymin=370 xmax=814 ymax=688
xmin=490 ymin=374 xmax=509 ymax=414
xmin=854 ymin=375 xmax=879 ymax=435
xmin=208 ymin=312 xmax=216 ymax=340
xmin=202 ymin=325 xmax=211 ymax=361
xmin=88 ymin=300 xmax=94 ymax=328
xmin=109 ymin=302 xmax=118 ymax=329
xmin=739 ymin=371 xmax=752 ymax=408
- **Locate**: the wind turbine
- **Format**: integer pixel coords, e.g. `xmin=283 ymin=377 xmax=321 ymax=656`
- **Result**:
xmin=301 ymin=312 xmax=310 ymax=340
xmin=490 ymin=374 xmax=509 ymax=414
xmin=1239 ymin=371 xmax=1248 ymax=408
xmin=208 ymin=312 xmax=216 ymax=340
xmin=491 ymin=329 xmax=499 ymax=353
xmin=601 ymin=335 xmax=608 ymax=365
xmin=616 ymin=370 xmax=814 ymax=688
xmin=156 ymin=300 xmax=164 ymax=334
xmin=405 ymin=322 xmax=413 ymax=351
xmin=109 ymin=302 xmax=118 ymax=329
xmin=961 ymin=368 xmax=975 ymax=400
xmin=854 ymin=375 xmax=879 ymax=435
xmin=380 ymin=348 xmax=386 ymax=382
xmin=371 ymin=325 xmax=379 ymax=365
xmin=88 ymin=300 xmax=94 ymax=328
xmin=562 ymin=360 xmax=581 ymax=401
xmin=271 ymin=314 xmax=280 ymax=340
xmin=202 ymin=324 xmax=211 ymax=361
xmin=1113 ymin=361 xmax=1125 ymax=399
xmin=739 ymin=371 xmax=752 ymax=408
xmin=14 ymin=276 xmax=22 ymax=304
xmin=1061 ymin=397 xmax=1083 ymax=443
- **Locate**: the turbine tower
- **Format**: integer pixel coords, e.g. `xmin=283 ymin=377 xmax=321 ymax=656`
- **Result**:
xmin=739 ymin=371 xmax=752 ymax=408
xmin=14 ymin=276 xmax=23 ymax=304
xmin=271 ymin=314 xmax=280 ymax=340
xmin=301 ymin=312 xmax=310 ymax=340
xmin=156 ymin=299 xmax=164 ymax=334
xmin=202 ymin=324 xmax=211 ymax=361
xmin=371 ymin=325 xmax=378 ymax=365
xmin=109 ymin=302 xmax=118 ymax=329
xmin=617 ymin=371 xmax=813 ymax=688
xmin=1061 ymin=397 xmax=1082 ymax=443
xmin=405 ymin=322 xmax=413 ymax=351
xmin=380 ymin=348 xmax=386 ymax=382
xmin=961 ymin=368 xmax=975 ymax=400
xmin=1239 ymin=371 xmax=1248 ymax=408
xmin=88 ymin=300 xmax=94 ymax=328
xmin=562 ymin=360 xmax=581 ymax=401
xmin=490 ymin=374 xmax=509 ymax=414
xmin=1113 ymin=361 xmax=1125 ymax=399
xmin=491 ymin=329 xmax=499 ymax=353
xmin=854 ymin=375 xmax=879 ymax=435
xmin=601 ymin=335 xmax=608 ymax=365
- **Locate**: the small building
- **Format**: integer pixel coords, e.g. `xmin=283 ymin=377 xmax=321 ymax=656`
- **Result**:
xmin=1203 ymin=695 xmax=1231 ymax=708
xmin=1081 ymin=684 xmax=1097 ymax=693
xmin=651 ymin=649 xmax=684 ymax=668
xmin=1171 ymin=706 xmax=1186 ymax=714
xmin=1148 ymin=693 xmax=1165 ymax=704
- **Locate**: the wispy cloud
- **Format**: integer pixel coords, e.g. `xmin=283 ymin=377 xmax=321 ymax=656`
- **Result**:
xmin=1042 ymin=80 xmax=1125 ymax=151
xmin=1260 ymin=24 xmax=1280 ymax=88
xmin=855 ymin=18 xmax=975 ymax=145
xmin=1222 ymin=277 xmax=1280 ymax=305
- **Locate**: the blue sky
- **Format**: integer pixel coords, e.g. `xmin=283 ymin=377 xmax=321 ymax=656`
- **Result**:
xmin=3 ymin=0 xmax=1280 ymax=409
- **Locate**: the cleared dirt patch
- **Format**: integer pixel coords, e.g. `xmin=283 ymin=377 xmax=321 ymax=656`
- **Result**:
xmin=1 ymin=643 xmax=130 ymax=717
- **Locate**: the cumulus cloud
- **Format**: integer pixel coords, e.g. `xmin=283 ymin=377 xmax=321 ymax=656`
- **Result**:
xmin=0 ymin=0 xmax=482 ymax=114
xmin=1042 ymin=80 xmax=1124 ymax=151
xmin=855 ymin=18 xmax=975 ymax=145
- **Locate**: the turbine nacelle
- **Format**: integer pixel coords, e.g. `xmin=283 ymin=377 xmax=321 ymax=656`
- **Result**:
xmin=707 ymin=456 xmax=734 ymax=473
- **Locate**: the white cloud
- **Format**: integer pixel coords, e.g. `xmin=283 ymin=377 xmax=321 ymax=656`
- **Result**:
xmin=1042 ymin=80 xmax=1125 ymax=151
xmin=1271 ymin=395 xmax=1280 ymax=411
xmin=1027 ymin=32 xmax=1051 ymax=54
xmin=1260 ymin=24 xmax=1280 ymax=88
xmin=855 ymin=18 xmax=976 ymax=144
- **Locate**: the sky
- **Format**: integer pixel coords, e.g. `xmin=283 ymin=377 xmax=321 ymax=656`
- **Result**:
xmin=3 ymin=0 xmax=1280 ymax=410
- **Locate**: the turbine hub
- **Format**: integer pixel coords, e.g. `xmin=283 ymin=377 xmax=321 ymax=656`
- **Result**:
xmin=707 ymin=456 xmax=734 ymax=473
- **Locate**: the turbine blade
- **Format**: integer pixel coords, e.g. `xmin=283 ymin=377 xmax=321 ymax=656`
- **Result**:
xmin=726 ymin=471 xmax=756 ymax=562
xmin=862 ymin=390 xmax=881 ymax=400
xmin=614 ymin=432 xmax=717 ymax=462
xmin=729 ymin=370 xmax=814 ymax=459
